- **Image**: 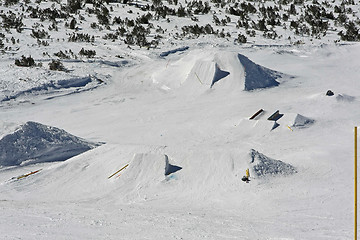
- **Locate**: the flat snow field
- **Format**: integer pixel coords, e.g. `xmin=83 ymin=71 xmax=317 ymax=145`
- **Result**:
xmin=0 ymin=43 xmax=360 ymax=240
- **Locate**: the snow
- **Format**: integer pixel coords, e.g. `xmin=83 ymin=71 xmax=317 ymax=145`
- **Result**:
xmin=238 ymin=53 xmax=281 ymax=91
xmin=0 ymin=121 xmax=100 ymax=167
xmin=1 ymin=43 xmax=359 ymax=239
xmin=249 ymin=149 xmax=297 ymax=178
xmin=1 ymin=2 xmax=360 ymax=239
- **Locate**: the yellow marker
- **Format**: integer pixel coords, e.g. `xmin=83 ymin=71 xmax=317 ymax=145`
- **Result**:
xmin=246 ymin=168 xmax=250 ymax=178
xmin=194 ymin=72 xmax=203 ymax=84
xmin=287 ymin=125 xmax=293 ymax=131
xmin=17 ymin=169 xmax=42 ymax=180
xmin=355 ymin=126 xmax=357 ymax=240
xmin=108 ymin=164 xmax=129 ymax=179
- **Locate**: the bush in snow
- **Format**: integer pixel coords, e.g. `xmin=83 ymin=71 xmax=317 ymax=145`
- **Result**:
xmin=79 ymin=48 xmax=96 ymax=58
xmin=31 ymin=29 xmax=50 ymax=39
xmin=15 ymin=55 xmax=36 ymax=67
xmin=1 ymin=12 xmax=23 ymax=29
xmin=4 ymin=0 xmax=19 ymax=6
xmin=69 ymin=18 xmax=77 ymax=30
xmin=338 ymin=21 xmax=360 ymax=41
xmin=67 ymin=0 xmax=83 ymax=13
xmin=54 ymin=50 xmax=71 ymax=59
xmin=49 ymin=59 xmax=67 ymax=71
xmin=68 ymin=33 xmax=95 ymax=42
xmin=236 ymin=33 xmax=247 ymax=43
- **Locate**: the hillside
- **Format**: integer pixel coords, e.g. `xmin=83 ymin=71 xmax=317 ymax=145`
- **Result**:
xmin=0 ymin=0 xmax=359 ymax=102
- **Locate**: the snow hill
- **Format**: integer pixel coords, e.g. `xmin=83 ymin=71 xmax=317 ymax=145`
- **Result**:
xmin=152 ymin=49 xmax=288 ymax=93
xmin=0 ymin=121 xmax=100 ymax=167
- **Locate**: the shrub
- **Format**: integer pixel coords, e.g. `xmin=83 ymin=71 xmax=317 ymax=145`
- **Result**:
xmin=15 ymin=55 xmax=36 ymax=67
xmin=237 ymin=33 xmax=247 ymax=43
xmin=68 ymin=33 xmax=94 ymax=42
xmin=79 ymin=48 xmax=96 ymax=58
xmin=54 ymin=50 xmax=70 ymax=59
xmin=69 ymin=18 xmax=77 ymax=29
xmin=31 ymin=29 xmax=50 ymax=39
xmin=1 ymin=12 xmax=23 ymax=29
xmin=49 ymin=59 xmax=67 ymax=71
xmin=4 ymin=0 xmax=19 ymax=6
xmin=68 ymin=0 xmax=83 ymax=13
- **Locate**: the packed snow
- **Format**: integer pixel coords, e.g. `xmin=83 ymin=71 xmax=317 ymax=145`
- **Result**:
xmin=1 ymin=0 xmax=360 ymax=238
xmin=0 ymin=43 xmax=359 ymax=239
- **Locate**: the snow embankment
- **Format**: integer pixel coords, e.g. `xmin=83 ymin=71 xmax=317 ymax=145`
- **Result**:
xmin=0 ymin=121 xmax=101 ymax=167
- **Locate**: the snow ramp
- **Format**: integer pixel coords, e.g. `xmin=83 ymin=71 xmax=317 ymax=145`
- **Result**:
xmin=152 ymin=49 xmax=285 ymax=94
xmin=238 ymin=54 xmax=280 ymax=91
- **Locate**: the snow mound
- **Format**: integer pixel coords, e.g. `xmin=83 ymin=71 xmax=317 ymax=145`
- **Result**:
xmin=238 ymin=54 xmax=281 ymax=91
xmin=123 ymin=153 xmax=168 ymax=184
xmin=185 ymin=59 xmax=230 ymax=88
xmin=293 ymin=114 xmax=315 ymax=127
xmin=336 ymin=94 xmax=355 ymax=102
xmin=278 ymin=113 xmax=315 ymax=128
xmin=152 ymin=50 xmax=285 ymax=93
xmin=113 ymin=153 xmax=182 ymax=202
xmin=0 ymin=121 xmax=100 ymax=167
xmin=249 ymin=149 xmax=296 ymax=177
xmin=119 ymin=153 xmax=181 ymax=185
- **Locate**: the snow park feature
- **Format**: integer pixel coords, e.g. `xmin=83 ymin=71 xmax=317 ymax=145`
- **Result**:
xmin=152 ymin=49 xmax=288 ymax=94
xmin=249 ymin=149 xmax=297 ymax=178
xmin=1 ymin=0 xmax=360 ymax=238
xmin=0 ymin=121 xmax=100 ymax=167
xmin=237 ymin=54 xmax=281 ymax=91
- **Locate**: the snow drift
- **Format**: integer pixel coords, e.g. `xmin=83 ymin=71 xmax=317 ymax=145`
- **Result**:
xmin=1 ymin=75 xmax=104 ymax=102
xmin=0 ymin=121 xmax=100 ymax=167
xmin=249 ymin=149 xmax=296 ymax=177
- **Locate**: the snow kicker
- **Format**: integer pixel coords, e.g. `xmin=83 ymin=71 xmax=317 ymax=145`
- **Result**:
xmin=152 ymin=50 xmax=286 ymax=93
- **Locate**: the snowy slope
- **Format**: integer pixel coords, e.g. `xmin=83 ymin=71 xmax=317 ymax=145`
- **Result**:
xmin=0 ymin=0 xmax=360 ymax=238
xmin=0 ymin=43 xmax=359 ymax=239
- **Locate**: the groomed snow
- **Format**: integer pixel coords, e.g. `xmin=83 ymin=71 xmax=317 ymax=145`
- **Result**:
xmin=0 ymin=42 xmax=359 ymax=239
